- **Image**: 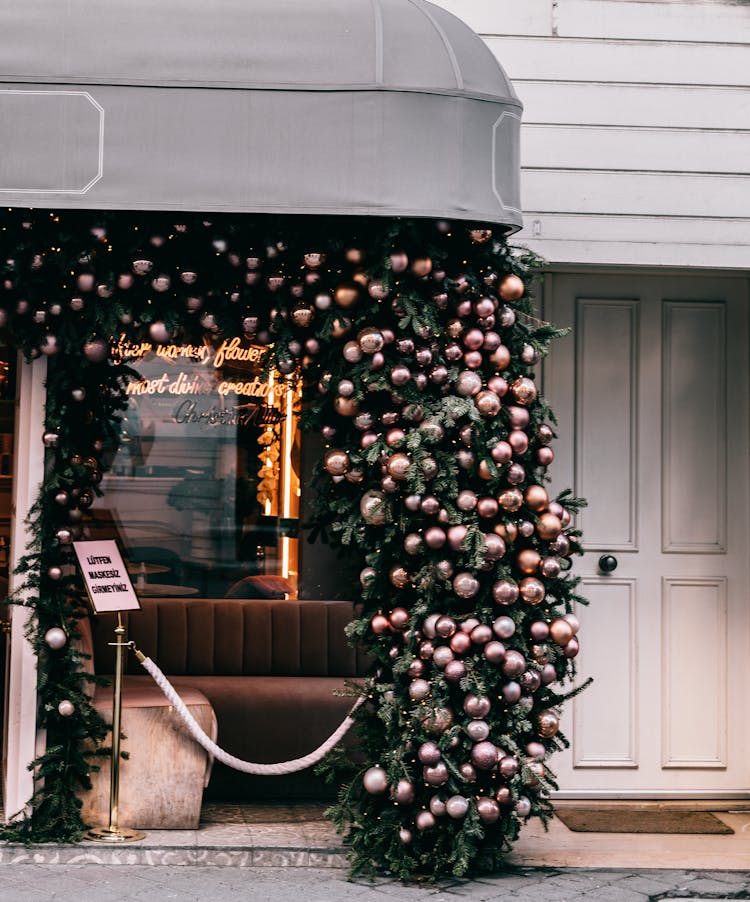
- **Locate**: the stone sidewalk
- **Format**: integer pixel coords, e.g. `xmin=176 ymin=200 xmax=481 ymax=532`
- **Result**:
xmin=0 ymin=864 xmax=749 ymax=901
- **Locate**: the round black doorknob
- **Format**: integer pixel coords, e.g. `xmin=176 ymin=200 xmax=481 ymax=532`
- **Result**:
xmin=598 ymin=554 xmax=618 ymax=573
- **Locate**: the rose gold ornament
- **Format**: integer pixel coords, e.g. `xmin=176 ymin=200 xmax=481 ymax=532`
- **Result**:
xmin=432 ymin=646 xmax=454 ymax=669
xmin=360 ymin=490 xmax=389 ymax=525
xmin=371 ymin=614 xmax=390 ymax=635
xmin=482 ymin=533 xmax=506 ymax=561
xmin=523 ymin=485 xmax=549 ymax=513
xmin=537 ymin=446 xmax=555 ymax=467
xmin=477 ymin=497 xmax=499 ymax=519
xmin=477 ymin=797 xmax=500 ymax=825
xmin=330 ymin=317 xmax=351 ymax=338
xmin=387 ymin=452 xmax=411 ymax=480
xmin=493 ymin=616 xmax=515 ymax=639
xmin=333 ymin=396 xmax=359 ymax=417
xmin=517 ymin=549 xmax=541 ymax=574
xmin=484 ymin=640 xmax=506 ymax=664
xmin=511 ymin=377 xmax=538 ymax=406
xmin=537 ymin=709 xmax=560 ymax=738
xmin=390 ymin=566 xmax=409 ymax=588
xmin=476 ymin=390 xmax=502 ymax=417
xmin=520 ymin=577 xmax=546 ymax=606
xmin=334 ymin=283 xmax=359 ymax=308
xmin=456 ymin=370 xmax=483 ymax=397
xmin=324 ymin=449 xmax=349 ymax=476
xmin=409 ymin=678 xmax=431 ymax=701
xmin=564 ymin=612 xmax=580 ymax=634
xmin=564 ymin=637 xmax=580 ymax=658
xmin=446 ymin=795 xmax=469 ymax=819
xmin=499 ymin=274 xmax=525 ymax=301
xmin=430 ymin=795 xmax=447 ymax=816
xmin=492 ymin=579 xmax=519 ymax=605
xmin=453 ymin=572 xmax=479 ymax=599
xmin=508 ymin=430 xmax=529 ymax=455
xmin=463 ymin=694 xmax=491 ymax=718
xmin=498 ymin=755 xmax=519 ymax=779
xmin=447 ymin=525 xmax=468 ymax=551
xmin=498 ymin=489 xmax=523 ymax=512
xmin=537 ymin=513 xmax=562 ymax=541
xmin=444 ymin=659 xmax=466 ymax=682
xmin=418 ymin=741 xmax=441 ymax=765
xmin=529 ymin=620 xmax=550 ymax=641
xmin=502 ymin=650 xmax=526 ymax=678
xmin=503 ymin=681 xmax=522 ymax=703
xmin=549 ymin=618 xmax=574 ymax=647
xmin=489 ymin=344 xmax=511 ymax=370
xmin=470 ymin=624 xmax=493 ymax=645
xmin=506 ymin=463 xmax=525 ymax=485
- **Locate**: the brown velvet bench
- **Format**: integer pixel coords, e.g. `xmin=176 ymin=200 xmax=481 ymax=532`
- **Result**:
xmin=86 ymin=598 xmax=368 ymax=826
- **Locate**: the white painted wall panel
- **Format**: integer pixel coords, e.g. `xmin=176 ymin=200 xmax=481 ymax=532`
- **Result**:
xmin=431 ymin=0 xmax=750 ymax=268
xmin=522 ymin=126 xmax=750 ymax=175
xmin=487 ymin=36 xmax=750 ymax=87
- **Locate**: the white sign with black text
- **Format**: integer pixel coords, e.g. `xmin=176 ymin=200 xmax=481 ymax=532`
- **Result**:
xmin=73 ymin=540 xmax=141 ymax=614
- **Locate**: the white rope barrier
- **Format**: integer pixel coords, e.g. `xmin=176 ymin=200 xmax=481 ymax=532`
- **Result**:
xmin=137 ymin=653 xmax=364 ymax=775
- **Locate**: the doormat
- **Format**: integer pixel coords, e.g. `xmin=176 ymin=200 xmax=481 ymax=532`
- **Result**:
xmin=555 ymin=807 xmax=734 ymax=835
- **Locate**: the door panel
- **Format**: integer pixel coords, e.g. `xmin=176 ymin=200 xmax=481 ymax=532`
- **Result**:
xmin=544 ymin=273 xmax=750 ymax=797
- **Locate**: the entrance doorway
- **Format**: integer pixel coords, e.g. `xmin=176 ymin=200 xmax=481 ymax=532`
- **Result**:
xmin=0 ymin=348 xmax=16 ymax=809
xmin=544 ymin=271 xmax=750 ymax=798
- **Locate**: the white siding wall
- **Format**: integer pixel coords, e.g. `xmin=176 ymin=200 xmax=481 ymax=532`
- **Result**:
xmin=433 ymin=0 xmax=750 ymax=269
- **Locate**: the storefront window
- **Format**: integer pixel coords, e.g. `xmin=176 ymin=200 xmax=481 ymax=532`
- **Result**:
xmin=92 ymin=337 xmax=300 ymax=599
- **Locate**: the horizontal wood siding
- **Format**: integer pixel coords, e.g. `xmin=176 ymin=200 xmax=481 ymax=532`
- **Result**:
xmin=433 ymin=0 xmax=750 ymax=268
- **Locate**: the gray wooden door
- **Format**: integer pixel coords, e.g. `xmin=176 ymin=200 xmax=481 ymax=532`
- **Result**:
xmin=544 ymin=272 xmax=750 ymax=797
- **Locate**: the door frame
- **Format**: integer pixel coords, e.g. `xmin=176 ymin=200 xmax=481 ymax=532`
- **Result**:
xmin=540 ymin=266 xmax=750 ymax=800
xmin=3 ymin=356 xmax=46 ymax=821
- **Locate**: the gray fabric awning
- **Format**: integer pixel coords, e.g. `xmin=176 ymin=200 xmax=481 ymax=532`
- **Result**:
xmin=0 ymin=0 xmax=522 ymax=230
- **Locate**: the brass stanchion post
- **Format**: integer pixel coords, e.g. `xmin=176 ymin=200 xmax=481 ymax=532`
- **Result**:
xmin=85 ymin=613 xmax=144 ymax=842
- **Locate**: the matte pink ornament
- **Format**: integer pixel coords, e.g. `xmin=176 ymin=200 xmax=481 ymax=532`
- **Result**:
xmin=394 ymin=779 xmax=416 ymax=804
xmin=537 ymin=446 xmax=555 ymax=466
xmin=444 ymin=660 xmax=466 ymax=682
xmin=503 ymin=681 xmax=522 ymax=703
xmin=521 ymin=670 xmax=541 ymax=692
xmin=446 ymin=795 xmax=469 ymax=819
xmin=502 ymin=650 xmax=526 ymax=678
xmin=564 ymin=637 xmax=580 ymax=658
xmin=493 ymin=616 xmax=516 ymax=640
xmin=463 ymin=694 xmax=491 ymax=718
xmin=432 ymin=646 xmax=454 ymax=669
xmin=564 ymin=612 xmax=581 ymax=634
xmin=499 ymin=756 xmax=519 ymax=778
xmin=470 ymin=624 xmax=492 ymax=645
xmin=487 ymin=375 xmax=508 ymax=397
xmin=484 ymin=640 xmax=506 ymax=664
xmin=516 ymin=797 xmax=532 ymax=817
xmin=456 ymin=370 xmax=483 ymax=397
xmin=363 ymin=766 xmax=388 ymax=794
xmin=415 ymin=810 xmax=436 ymax=831
xmin=418 ymin=742 xmax=442 ymax=765
xmin=530 ymin=620 xmax=550 ymax=641
xmin=540 ymin=664 xmax=557 ymax=685
xmin=460 ymin=617 xmax=480 ymax=634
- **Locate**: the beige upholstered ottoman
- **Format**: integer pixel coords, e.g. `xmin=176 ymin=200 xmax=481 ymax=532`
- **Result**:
xmin=81 ymin=682 xmax=217 ymax=830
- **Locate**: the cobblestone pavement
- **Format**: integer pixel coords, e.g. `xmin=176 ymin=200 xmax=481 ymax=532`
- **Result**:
xmin=0 ymin=865 xmax=749 ymax=901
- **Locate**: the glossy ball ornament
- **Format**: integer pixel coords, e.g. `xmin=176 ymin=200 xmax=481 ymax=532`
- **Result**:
xmin=564 ymin=612 xmax=581 ymax=634
xmin=386 ymin=453 xmax=411 ymax=481
xmin=407 ymin=659 xmax=425 ymax=678
xmin=57 ymin=700 xmax=75 ymax=717
xmin=471 ymin=741 xmax=499 ymax=771
xmin=499 ymin=274 xmax=525 ymax=301
xmin=496 ymin=786 xmax=512 ymax=806
xmin=503 ymin=681 xmax=522 ymax=704
xmin=564 ymin=637 xmax=580 ymax=658
xmin=424 ymin=761 xmax=449 ymax=786
xmin=549 ymin=534 xmax=571 ymax=556
xmin=537 ymin=446 xmax=555 ymax=467
xmin=456 ymin=370 xmax=483 ymax=397
xmin=518 ymin=549 xmax=541 ymax=574
xmin=371 ymin=614 xmax=390 ymax=636
xmin=484 ymin=640 xmax=506 ymax=664
xmin=457 ymin=490 xmax=477 ymax=512
xmin=435 ymin=616 xmax=456 ymax=639
xmin=466 ymin=720 xmax=490 ymax=743
xmin=449 ymin=631 xmax=471 ymax=654
xmin=447 ymin=525 xmax=468 ymax=551
xmin=83 ymin=339 xmax=108 ymax=364
xmin=333 ymin=395 xmax=359 ymax=416
xmin=477 ymin=797 xmax=501 ymax=825
xmin=360 ymin=491 xmax=389 ymax=526
xmin=444 ymin=660 xmax=467 ymax=682
xmin=324 ymin=449 xmax=349 ymax=476
xmin=393 ymin=779 xmax=416 ymax=804
xmin=491 ymin=441 xmax=512 ymax=465
xmin=498 ymin=755 xmax=519 ymax=779
xmin=360 ymin=567 xmax=377 ymax=588
xmin=515 ymin=797 xmax=532 ymax=818
xmin=541 ymin=557 xmax=562 ymax=578
xmin=409 ymin=679 xmax=431 ymax=702
xmin=416 ymin=810 xmax=436 ymax=831
xmin=476 ymin=390 xmax=502 ymax=418
xmin=44 ymin=627 xmax=67 ymax=650
xmin=432 ymin=646 xmax=454 ymax=670
xmin=363 ymin=766 xmax=389 ymax=795
xmin=537 ymin=513 xmax=562 ymax=541
xmin=463 ymin=694 xmax=491 ymax=719
xmin=399 ymin=828 xmax=413 ymax=845
xmin=470 ymin=624 xmax=492 ymax=646
xmin=521 ymin=670 xmax=541 ymax=692
xmin=523 ymin=485 xmax=549 ymax=514
xmin=47 ymin=566 xmax=63 ymax=581
xmin=482 ymin=533 xmax=506 ymax=561
xmin=502 ymin=650 xmax=526 ymax=678
xmin=506 ymin=462 xmax=526 ymax=485
xmin=538 ymin=709 xmax=560 ymax=739
xmin=430 ymin=795 xmax=447 ymax=817
xmin=457 ymin=449 xmax=475 ymax=470
xmin=493 ymin=616 xmax=516 ymax=639
xmin=493 ymin=579 xmax=519 ymax=606
xmin=520 ymin=577 xmax=546 ymax=606
xmin=549 ymin=618 xmax=575 ymax=647
xmin=529 ymin=620 xmax=550 ymax=641
xmin=446 ymin=795 xmax=469 ymax=819
xmin=511 ymin=377 xmax=538 ymax=406
xmin=334 ymin=283 xmax=359 ymax=308
xmin=40 ymin=334 xmax=59 ymax=356
xmin=55 ymin=527 xmax=73 ymax=545
xmin=453 ymin=572 xmax=479 ymax=599
xmin=390 ymin=566 xmax=409 ymax=589
xmin=508 ymin=430 xmax=529 ymax=455
xmin=418 ymin=741 xmax=442 ymax=765
xmin=498 ymin=489 xmax=523 ymax=513
xmin=459 ymin=762 xmax=477 ymax=782
xmin=423 ymin=707 xmax=454 ymax=735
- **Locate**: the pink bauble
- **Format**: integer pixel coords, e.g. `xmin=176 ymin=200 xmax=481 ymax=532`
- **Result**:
xmin=83 ymin=339 xmax=108 ymax=363
xmin=457 ymin=490 xmax=477 ymax=512
xmin=393 ymin=779 xmax=416 ymax=804
xmin=435 ymin=616 xmax=456 ymax=638
xmin=461 ymin=617 xmax=480 ymax=634
xmin=463 ymin=350 xmax=483 ymax=369
xmin=446 ymin=796 xmax=469 ymax=819
xmin=520 ymin=577 xmax=546 ymax=606
xmin=477 ymin=797 xmax=501 ymax=825
xmin=422 ymin=527 xmax=445 ymax=551
xmin=470 ymin=624 xmax=492 ymax=645
xmin=424 ymin=761 xmax=449 ymax=786
xmin=403 ymin=533 xmax=422 ymax=556
xmin=390 ymin=364 xmax=411 ymax=387
xmin=463 ymin=694 xmax=491 ymax=718
xmin=453 ymin=572 xmax=479 ymax=599
xmin=44 ymin=627 xmax=67 ymax=650
xmin=502 ymin=650 xmax=526 ymax=678
xmin=371 ymin=614 xmax=390 ymax=635
xmin=409 ymin=679 xmax=431 ymax=701
xmin=521 ymin=670 xmax=541 ymax=692
xmin=449 ymin=631 xmax=471 ymax=654
xmin=477 ymin=497 xmax=499 ymax=519
xmin=421 ymin=496 xmax=440 ymax=516
xmin=506 ymin=463 xmax=525 ymax=485
xmin=463 ymin=328 xmax=484 ymax=351
xmin=493 ymin=616 xmax=516 ymax=640
xmin=386 ymin=453 xmax=411 ymax=480
xmin=564 ymin=637 xmax=580 ymax=658
xmin=444 ymin=660 xmax=466 ymax=682
xmin=419 ymin=641 xmax=435 ymax=661
xmin=415 ymin=810 xmax=436 ymax=831
xmin=432 ymin=646 xmax=454 ymax=669
xmin=57 ymin=699 xmax=75 ymax=717
xmin=498 ymin=488 xmax=523 ymax=512
xmin=515 ymin=797 xmax=532 ymax=818
xmin=457 ymin=449 xmax=475 ymax=470
xmin=496 ymin=786 xmax=512 ymax=806
xmin=343 ymin=341 xmax=363 ymax=363
xmin=363 ymin=766 xmax=388 ymax=794
xmin=493 ymin=580 xmax=519 ymax=606
xmin=491 ymin=441 xmax=512 ymax=464
xmin=530 ymin=620 xmax=550 ymax=641
xmin=447 ymin=525 xmax=468 ymax=551
xmin=429 ymin=795 xmax=447 ymax=817
xmin=456 ymin=370 xmax=483 ymax=397
xmin=509 ymin=430 xmax=529 ymax=454
xmin=471 ymin=741 xmax=499 ymax=772
xmin=466 ymin=720 xmax=490 ymax=742
xmin=484 ymin=640 xmax=506 ymax=664
xmin=417 ymin=744 xmax=442 ymax=771
xmin=498 ymin=756 xmax=519 ymax=779
xmin=482 ymin=533 xmax=506 ymax=561
xmin=564 ymin=612 xmax=581 ymax=634
xmin=537 ymin=446 xmax=555 ymax=467
xmin=476 ymin=390 xmax=501 ymax=417
xmin=399 ymin=828 xmax=413 ymax=845
xmin=503 ymin=681 xmax=522 ymax=703
xmin=459 ymin=762 xmax=477 ymax=782
xmin=390 ymin=608 xmax=409 ymax=631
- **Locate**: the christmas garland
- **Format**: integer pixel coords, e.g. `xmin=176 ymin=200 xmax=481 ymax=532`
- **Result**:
xmin=0 ymin=210 xmax=586 ymax=877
